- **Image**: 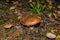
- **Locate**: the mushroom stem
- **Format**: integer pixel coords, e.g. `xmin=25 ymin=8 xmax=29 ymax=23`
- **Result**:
xmin=29 ymin=26 xmax=34 ymax=30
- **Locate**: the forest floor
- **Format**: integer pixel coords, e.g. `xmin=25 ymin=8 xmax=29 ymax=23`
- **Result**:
xmin=0 ymin=0 xmax=60 ymax=40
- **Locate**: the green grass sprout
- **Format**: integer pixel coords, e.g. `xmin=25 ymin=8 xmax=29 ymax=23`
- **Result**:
xmin=29 ymin=2 xmax=46 ymax=16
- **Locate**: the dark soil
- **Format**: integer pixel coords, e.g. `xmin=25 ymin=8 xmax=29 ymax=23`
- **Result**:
xmin=0 ymin=0 xmax=60 ymax=40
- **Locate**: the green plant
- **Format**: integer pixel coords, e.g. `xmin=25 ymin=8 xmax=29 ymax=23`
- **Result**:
xmin=29 ymin=2 xmax=46 ymax=15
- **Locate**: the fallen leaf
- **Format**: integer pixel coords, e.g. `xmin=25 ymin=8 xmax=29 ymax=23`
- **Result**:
xmin=57 ymin=5 xmax=60 ymax=8
xmin=51 ymin=29 xmax=56 ymax=33
xmin=10 ymin=6 xmax=16 ymax=10
xmin=3 ymin=23 xmax=13 ymax=28
xmin=57 ymin=35 xmax=60 ymax=40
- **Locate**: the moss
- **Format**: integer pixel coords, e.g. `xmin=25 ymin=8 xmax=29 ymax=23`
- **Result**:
xmin=18 ymin=35 xmax=23 ymax=40
xmin=0 ymin=20 xmax=4 ymax=25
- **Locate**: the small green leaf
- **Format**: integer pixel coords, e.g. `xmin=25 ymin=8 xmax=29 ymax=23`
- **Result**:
xmin=42 ymin=4 xmax=46 ymax=12
xmin=30 ymin=3 xmax=34 ymax=9
xmin=29 ymin=1 xmax=47 ymax=16
xmin=36 ymin=2 xmax=40 ymax=9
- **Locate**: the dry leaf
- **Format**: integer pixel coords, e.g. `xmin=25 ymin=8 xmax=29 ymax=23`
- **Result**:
xmin=57 ymin=35 xmax=60 ymax=40
xmin=29 ymin=0 xmax=32 ymax=2
xmin=57 ymin=5 xmax=60 ymax=8
xmin=14 ymin=9 xmax=20 ymax=14
xmin=3 ymin=23 xmax=13 ymax=28
xmin=51 ymin=29 xmax=56 ymax=33
xmin=10 ymin=6 xmax=16 ymax=10
xmin=6 ymin=30 xmax=20 ymax=40
xmin=53 ymin=13 xmax=57 ymax=18
xmin=24 ymin=35 xmax=31 ymax=40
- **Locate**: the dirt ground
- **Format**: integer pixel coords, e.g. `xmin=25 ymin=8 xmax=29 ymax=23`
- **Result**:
xmin=0 ymin=0 xmax=60 ymax=40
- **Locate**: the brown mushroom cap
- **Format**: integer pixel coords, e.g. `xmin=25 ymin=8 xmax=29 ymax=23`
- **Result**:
xmin=20 ymin=14 xmax=42 ymax=26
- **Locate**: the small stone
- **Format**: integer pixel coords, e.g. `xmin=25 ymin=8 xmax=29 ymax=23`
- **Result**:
xmin=46 ymin=33 xmax=56 ymax=38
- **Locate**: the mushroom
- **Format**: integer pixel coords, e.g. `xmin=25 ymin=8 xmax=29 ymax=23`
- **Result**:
xmin=20 ymin=14 xmax=42 ymax=27
xmin=3 ymin=23 xmax=13 ymax=28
